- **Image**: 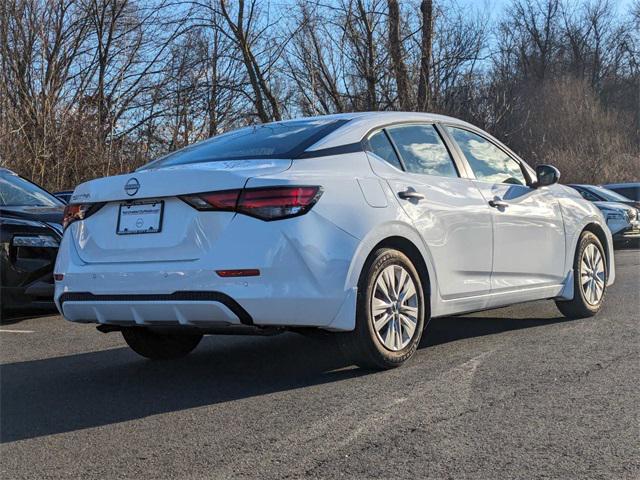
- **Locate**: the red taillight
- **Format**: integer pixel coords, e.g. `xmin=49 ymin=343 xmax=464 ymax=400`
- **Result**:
xmin=181 ymin=189 xmax=240 ymax=211
xmin=180 ymin=186 xmax=322 ymax=221
xmin=62 ymin=204 xmax=81 ymax=230
xmin=238 ymin=186 xmax=321 ymax=220
xmin=62 ymin=203 xmax=103 ymax=230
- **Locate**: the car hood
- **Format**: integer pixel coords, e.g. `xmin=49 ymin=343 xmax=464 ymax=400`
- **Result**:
xmin=593 ymin=201 xmax=632 ymax=212
xmin=0 ymin=205 xmax=64 ymax=224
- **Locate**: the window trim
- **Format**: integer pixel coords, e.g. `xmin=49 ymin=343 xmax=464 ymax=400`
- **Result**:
xmin=364 ymin=129 xmax=406 ymax=172
xmin=363 ymin=122 xmax=464 ymax=179
xmin=440 ymin=123 xmax=534 ymax=187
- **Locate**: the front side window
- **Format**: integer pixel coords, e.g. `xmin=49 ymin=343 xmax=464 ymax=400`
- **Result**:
xmin=142 ymin=119 xmax=346 ymax=169
xmin=0 ymin=173 xmax=62 ymax=207
xmin=365 ymin=130 xmax=403 ymax=170
xmin=386 ymin=124 xmax=458 ymax=178
xmin=446 ymin=127 xmax=526 ymax=185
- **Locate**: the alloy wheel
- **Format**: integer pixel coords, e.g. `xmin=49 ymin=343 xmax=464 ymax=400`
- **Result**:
xmin=580 ymin=243 xmax=605 ymax=306
xmin=371 ymin=264 xmax=419 ymax=351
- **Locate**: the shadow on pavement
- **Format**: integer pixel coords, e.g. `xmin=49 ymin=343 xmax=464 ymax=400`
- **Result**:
xmin=0 ymin=309 xmax=58 ymax=326
xmin=422 ymin=313 xmax=568 ymax=347
xmin=1 ymin=313 xmax=568 ymax=443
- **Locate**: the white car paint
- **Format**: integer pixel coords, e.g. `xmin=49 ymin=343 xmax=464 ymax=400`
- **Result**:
xmin=54 ymin=112 xmax=615 ymax=331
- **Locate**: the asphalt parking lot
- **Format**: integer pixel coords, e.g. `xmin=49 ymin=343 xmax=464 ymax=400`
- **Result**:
xmin=1 ymin=249 xmax=638 ymax=480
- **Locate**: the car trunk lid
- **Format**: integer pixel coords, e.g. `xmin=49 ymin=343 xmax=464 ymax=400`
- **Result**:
xmin=69 ymin=159 xmax=291 ymax=264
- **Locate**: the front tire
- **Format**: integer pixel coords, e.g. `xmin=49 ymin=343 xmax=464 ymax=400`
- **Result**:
xmin=555 ymin=231 xmax=607 ymax=319
xmin=122 ymin=327 xmax=202 ymax=360
xmin=338 ymin=248 xmax=426 ymax=369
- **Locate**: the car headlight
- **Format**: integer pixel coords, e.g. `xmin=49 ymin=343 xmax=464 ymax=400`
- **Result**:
xmin=12 ymin=235 xmax=60 ymax=248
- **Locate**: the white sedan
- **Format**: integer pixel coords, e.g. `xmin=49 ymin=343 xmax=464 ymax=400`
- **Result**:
xmin=54 ymin=112 xmax=614 ymax=368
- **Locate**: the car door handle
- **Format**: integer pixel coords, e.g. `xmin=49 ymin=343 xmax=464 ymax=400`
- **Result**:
xmin=398 ymin=189 xmax=425 ymax=201
xmin=488 ymin=199 xmax=509 ymax=208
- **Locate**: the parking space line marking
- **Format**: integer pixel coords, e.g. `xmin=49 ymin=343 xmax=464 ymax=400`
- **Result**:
xmin=0 ymin=329 xmax=34 ymax=333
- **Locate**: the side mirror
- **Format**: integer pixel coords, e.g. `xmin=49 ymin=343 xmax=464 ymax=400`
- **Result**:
xmin=534 ymin=165 xmax=560 ymax=188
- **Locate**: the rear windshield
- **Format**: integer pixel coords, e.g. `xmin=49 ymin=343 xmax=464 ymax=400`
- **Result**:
xmin=0 ymin=173 xmax=62 ymax=207
xmin=142 ymin=118 xmax=347 ymax=169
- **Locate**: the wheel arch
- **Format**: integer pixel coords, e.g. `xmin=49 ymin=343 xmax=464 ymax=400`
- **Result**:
xmin=344 ymin=223 xmax=438 ymax=309
xmin=327 ymin=223 xmax=438 ymax=332
xmin=581 ymin=222 xmax=611 ymax=275
xmin=364 ymin=236 xmax=431 ymax=301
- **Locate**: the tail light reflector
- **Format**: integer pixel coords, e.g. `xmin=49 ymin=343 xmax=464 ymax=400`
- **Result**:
xmin=216 ymin=269 xmax=260 ymax=277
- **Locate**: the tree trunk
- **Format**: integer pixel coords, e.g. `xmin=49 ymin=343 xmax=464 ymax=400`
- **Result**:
xmin=387 ymin=0 xmax=409 ymax=110
xmin=417 ymin=0 xmax=433 ymax=111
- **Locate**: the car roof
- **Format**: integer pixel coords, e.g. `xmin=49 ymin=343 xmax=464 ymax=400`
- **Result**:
xmin=0 ymin=167 xmax=18 ymax=176
xmin=299 ymin=111 xmax=480 ymax=151
xmin=603 ymin=182 xmax=640 ymax=188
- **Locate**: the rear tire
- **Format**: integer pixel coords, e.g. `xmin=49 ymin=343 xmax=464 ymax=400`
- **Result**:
xmin=338 ymin=248 xmax=426 ymax=370
xmin=555 ymin=231 xmax=607 ymax=319
xmin=121 ymin=328 xmax=202 ymax=360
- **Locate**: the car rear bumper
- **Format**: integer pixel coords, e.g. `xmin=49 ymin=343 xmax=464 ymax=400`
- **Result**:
xmin=58 ymin=291 xmax=251 ymax=326
xmin=54 ymin=211 xmax=360 ymax=330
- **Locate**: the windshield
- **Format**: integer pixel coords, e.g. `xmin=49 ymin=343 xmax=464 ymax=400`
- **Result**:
xmin=588 ymin=185 xmax=632 ymax=202
xmin=141 ymin=118 xmax=347 ymax=169
xmin=0 ymin=173 xmax=62 ymax=207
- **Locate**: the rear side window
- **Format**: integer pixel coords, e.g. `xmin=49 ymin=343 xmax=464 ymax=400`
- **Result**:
xmin=386 ymin=124 xmax=458 ymax=178
xmin=142 ymin=119 xmax=347 ymax=169
xmin=446 ymin=127 xmax=526 ymax=185
xmin=365 ymin=130 xmax=403 ymax=170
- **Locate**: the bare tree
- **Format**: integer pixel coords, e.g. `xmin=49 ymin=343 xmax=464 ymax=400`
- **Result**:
xmin=217 ymin=0 xmax=282 ymax=122
xmin=417 ymin=0 xmax=433 ymax=111
xmin=387 ymin=0 xmax=410 ymax=109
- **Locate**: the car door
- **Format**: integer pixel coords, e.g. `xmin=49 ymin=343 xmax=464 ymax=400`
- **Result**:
xmin=443 ymin=126 xmax=566 ymax=295
xmin=364 ymin=124 xmax=494 ymax=306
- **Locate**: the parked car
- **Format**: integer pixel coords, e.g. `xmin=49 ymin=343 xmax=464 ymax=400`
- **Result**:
xmin=602 ymin=182 xmax=640 ymax=203
xmin=568 ymin=183 xmax=640 ymax=209
xmin=568 ymin=184 xmax=640 ymax=246
xmin=54 ymin=190 xmax=74 ymax=204
xmin=0 ymin=168 xmax=64 ymax=316
xmin=54 ymin=112 xmax=615 ymax=369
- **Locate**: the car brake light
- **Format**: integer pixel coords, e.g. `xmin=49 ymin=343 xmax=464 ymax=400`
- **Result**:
xmin=237 ymin=186 xmax=322 ymax=220
xmin=180 ymin=186 xmax=322 ymax=221
xmin=181 ymin=190 xmax=240 ymax=211
xmin=62 ymin=203 xmax=104 ymax=230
